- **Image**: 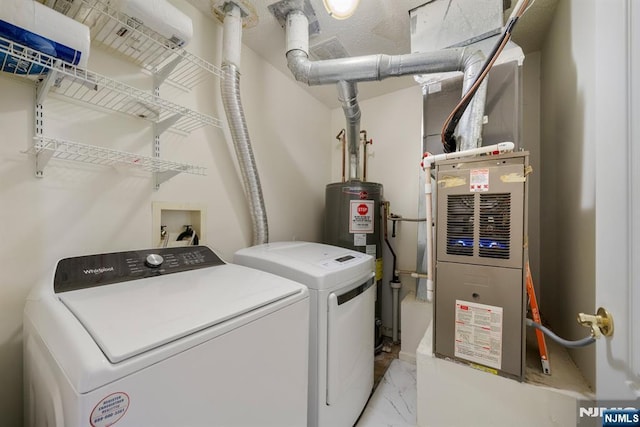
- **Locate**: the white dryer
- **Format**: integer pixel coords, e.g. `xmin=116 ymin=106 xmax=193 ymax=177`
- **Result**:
xmin=234 ymin=241 xmax=375 ymax=427
xmin=24 ymin=246 xmax=309 ymax=427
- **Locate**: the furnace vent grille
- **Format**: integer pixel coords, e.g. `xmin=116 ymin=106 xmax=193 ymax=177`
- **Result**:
xmin=446 ymin=194 xmax=475 ymax=256
xmin=479 ymin=193 xmax=511 ymax=259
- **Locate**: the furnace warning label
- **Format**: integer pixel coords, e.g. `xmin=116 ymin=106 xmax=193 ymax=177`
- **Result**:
xmin=454 ymin=300 xmax=503 ymax=370
xmin=349 ymin=200 xmax=374 ymax=233
xmin=470 ymin=168 xmax=490 ymax=192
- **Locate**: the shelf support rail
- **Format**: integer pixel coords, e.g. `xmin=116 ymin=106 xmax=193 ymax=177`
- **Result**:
xmin=34 ymin=62 xmax=62 ymax=177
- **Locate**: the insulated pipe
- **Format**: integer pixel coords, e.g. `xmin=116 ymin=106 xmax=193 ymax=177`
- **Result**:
xmin=221 ymin=3 xmax=268 ymax=245
xmin=285 ymin=10 xmax=482 ymax=86
xmin=286 ymin=48 xmax=473 ymax=87
xmin=336 ymin=80 xmax=361 ymax=181
xmin=456 ymin=53 xmax=488 ymax=151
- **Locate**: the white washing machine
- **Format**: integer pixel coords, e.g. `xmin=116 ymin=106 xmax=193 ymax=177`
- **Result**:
xmin=234 ymin=241 xmax=375 ymax=427
xmin=23 ymin=246 xmax=309 ymax=427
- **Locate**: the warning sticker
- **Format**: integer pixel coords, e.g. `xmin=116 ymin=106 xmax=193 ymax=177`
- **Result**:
xmin=90 ymin=392 xmax=130 ymax=427
xmin=349 ymin=200 xmax=374 ymax=233
xmin=454 ymin=300 xmax=503 ymax=370
xmin=470 ymin=168 xmax=490 ymax=192
xmin=354 ymin=234 xmax=367 ymax=246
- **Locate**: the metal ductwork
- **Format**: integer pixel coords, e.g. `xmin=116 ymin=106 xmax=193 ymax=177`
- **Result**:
xmin=283 ymin=9 xmax=488 ymax=171
xmin=336 ymin=80 xmax=361 ymax=181
xmin=218 ymin=2 xmax=268 ymax=245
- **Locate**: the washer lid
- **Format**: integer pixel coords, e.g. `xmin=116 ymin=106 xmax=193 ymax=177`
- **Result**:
xmin=58 ymin=264 xmax=303 ymax=364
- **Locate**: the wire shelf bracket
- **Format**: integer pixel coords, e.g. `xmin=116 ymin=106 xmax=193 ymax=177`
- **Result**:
xmin=1 ymin=36 xmax=221 ymax=134
xmin=40 ymin=0 xmax=223 ymax=90
xmin=30 ymin=136 xmax=207 ymax=179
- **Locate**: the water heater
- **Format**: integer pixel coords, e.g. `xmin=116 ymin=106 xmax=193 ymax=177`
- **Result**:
xmin=433 ymin=152 xmax=529 ymax=381
xmin=324 ymin=181 xmax=383 ymax=340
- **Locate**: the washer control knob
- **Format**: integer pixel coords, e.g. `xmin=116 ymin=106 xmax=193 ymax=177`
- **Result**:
xmin=145 ymin=254 xmax=164 ymax=268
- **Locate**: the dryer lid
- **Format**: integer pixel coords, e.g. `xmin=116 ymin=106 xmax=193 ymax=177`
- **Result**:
xmin=234 ymin=241 xmax=374 ymax=290
xmin=58 ymin=264 xmax=303 ymax=363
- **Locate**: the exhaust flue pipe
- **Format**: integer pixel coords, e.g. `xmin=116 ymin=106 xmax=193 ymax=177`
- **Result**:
xmin=336 ymin=80 xmax=361 ymax=181
xmin=221 ymin=3 xmax=268 ymax=245
xmin=456 ymin=53 xmax=488 ymax=151
xmin=285 ymin=10 xmax=488 ymax=154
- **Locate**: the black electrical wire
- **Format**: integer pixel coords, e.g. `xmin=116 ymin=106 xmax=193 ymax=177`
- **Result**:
xmin=441 ymin=1 xmax=528 ymax=152
xmin=526 ymin=318 xmax=596 ymax=348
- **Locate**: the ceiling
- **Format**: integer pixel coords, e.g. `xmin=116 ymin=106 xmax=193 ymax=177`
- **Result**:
xmin=188 ymin=0 xmax=559 ymax=109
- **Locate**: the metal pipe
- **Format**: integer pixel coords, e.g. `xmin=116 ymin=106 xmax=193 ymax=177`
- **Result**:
xmin=383 ymin=201 xmax=402 ymax=343
xmin=285 ymin=8 xmax=487 ymax=174
xmin=391 ymin=279 xmax=401 ymax=343
xmin=361 ymin=130 xmax=372 ymax=182
xmin=336 ymin=80 xmax=361 ymax=181
xmin=221 ymin=3 xmax=268 ymax=245
xmin=336 ymin=129 xmax=346 ymax=182
xmin=456 ymin=52 xmax=488 ymax=150
xmin=285 ymin=10 xmax=484 ymax=86
xmin=286 ymin=48 xmax=472 ymax=86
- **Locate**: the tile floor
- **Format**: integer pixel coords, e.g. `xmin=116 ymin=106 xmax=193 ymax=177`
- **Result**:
xmin=356 ymin=343 xmax=418 ymax=427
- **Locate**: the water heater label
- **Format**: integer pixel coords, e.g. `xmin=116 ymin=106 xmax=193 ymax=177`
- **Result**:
xmin=349 ymin=200 xmax=374 ymax=233
xmin=354 ymin=234 xmax=367 ymax=246
xmin=454 ymin=300 xmax=503 ymax=370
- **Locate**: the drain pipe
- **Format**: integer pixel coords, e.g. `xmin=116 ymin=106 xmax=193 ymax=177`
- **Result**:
xmin=220 ymin=2 xmax=268 ymax=245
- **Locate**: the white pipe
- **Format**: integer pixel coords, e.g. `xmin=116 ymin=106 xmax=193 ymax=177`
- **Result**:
xmin=222 ymin=3 xmax=242 ymax=67
xmin=421 ymin=142 xmax=515 ymax=167
xmin=424 ymin=163 xmax=435 ymax=302
xmin=286 ymin=10 xmax=309 ymax=55
xmin=421 ymin=142 xmax=516 ymax=303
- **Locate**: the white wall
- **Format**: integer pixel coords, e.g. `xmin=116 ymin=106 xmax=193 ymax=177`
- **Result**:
xmin=539 ymin=0 xmax=596 ymax=388
xmin=0 ymin=1 xmax=331 ymax=424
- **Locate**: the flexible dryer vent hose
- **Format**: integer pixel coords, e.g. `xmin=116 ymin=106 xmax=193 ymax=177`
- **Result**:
xmin=221 ymin=4 xmax=268 ymax=245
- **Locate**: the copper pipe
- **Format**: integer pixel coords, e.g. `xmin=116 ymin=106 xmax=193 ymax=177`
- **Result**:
xmin=336 ymin=129 xmax=346 ymax=182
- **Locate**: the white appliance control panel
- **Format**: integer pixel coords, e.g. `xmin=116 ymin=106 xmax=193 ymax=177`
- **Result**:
xmin=53 ymin=246 xmax=224 ymax=293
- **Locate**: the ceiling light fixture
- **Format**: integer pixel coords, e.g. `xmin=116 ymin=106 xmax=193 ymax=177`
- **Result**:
xmin=322 ymin=0 xmax=360 ymax=20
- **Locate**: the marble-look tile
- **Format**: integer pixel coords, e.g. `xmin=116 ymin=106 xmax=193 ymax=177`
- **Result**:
xmin=356 ymin=359 xmax=417 ymax=427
